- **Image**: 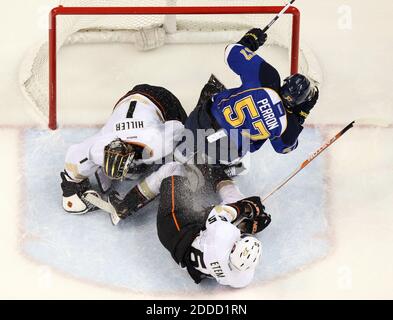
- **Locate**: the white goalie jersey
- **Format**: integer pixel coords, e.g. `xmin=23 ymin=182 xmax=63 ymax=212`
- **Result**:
xmin=64 ymin=93 xmax=184 ymax=182
xmin=190 ymin=206 xmax=256 ymax=289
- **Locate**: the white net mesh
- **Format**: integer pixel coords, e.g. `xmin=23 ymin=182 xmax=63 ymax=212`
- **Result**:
xmin=19 ymin=0 xmax=322 ymax=128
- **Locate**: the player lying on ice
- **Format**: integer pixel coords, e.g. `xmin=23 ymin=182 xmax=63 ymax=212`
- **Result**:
xmin=156 ymin=162 xmax=271 ymax=288
xmin=183 ymin=28 xmax=320 ymax=170
xmin=60 ymin=84 xmax=187 ymax=217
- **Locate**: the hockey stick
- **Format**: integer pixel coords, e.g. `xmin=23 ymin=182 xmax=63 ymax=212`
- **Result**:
xmin=84 ymin=118 xmax=388 ymax=226
xmin=83 ymin=192 xmax=121 ymax=226
xmin=261 ymin=116 xmax=391 ymax=202
xmin=261 ymin=0 xmax=297 ymax=33
xmin=261 ymin=120 xmax=355 ymax=203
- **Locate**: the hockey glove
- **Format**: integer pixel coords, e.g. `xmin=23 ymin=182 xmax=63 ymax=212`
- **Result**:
xmin=292 ymin=87 xmax=319 ymax=125
xmin=230 ymin=196 xmax=271 ymax=234
xmin=61 ymin=171 xmax=96 ymax=214
xmin=238 ymin=28 xmax=267 ymax=52
xmin=108 ymin=186 xmax=152 ymax=221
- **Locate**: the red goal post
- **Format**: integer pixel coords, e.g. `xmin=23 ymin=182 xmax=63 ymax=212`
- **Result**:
xmin=49 ymin=5 xmax=301 ymax=130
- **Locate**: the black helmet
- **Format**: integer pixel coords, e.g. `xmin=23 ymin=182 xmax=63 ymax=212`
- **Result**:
xmin=281 ymin=73 xmax=313 ymax=108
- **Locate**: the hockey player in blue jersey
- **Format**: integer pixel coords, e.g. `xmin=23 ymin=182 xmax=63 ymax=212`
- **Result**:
xmin=182 ymin=28 xmax=319 ymax=168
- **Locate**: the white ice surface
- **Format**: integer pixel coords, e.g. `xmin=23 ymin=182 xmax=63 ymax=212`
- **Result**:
xmin=0 ymin=0 xmax=392 ymax=299
xmin=21 ymin=127 xmax=328 ymax=294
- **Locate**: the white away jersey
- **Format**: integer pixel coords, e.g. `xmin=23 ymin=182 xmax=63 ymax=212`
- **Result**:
xmin=190 ymin=206 xmax=255 ymax=288
xmin=65 ymin=94 xmax=184 ymax=181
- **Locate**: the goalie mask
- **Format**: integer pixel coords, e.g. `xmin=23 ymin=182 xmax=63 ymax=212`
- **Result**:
xmin=229 ymin=235 xmax=262 ymax=272
xmin=103 ymin=139 xmax=136 ymax=180
xmin=280 ymin=73 xmax=315 ymax=108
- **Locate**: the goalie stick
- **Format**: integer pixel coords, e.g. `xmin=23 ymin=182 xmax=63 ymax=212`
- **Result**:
xmin=83 ymin=192 xmax=121 ymax=226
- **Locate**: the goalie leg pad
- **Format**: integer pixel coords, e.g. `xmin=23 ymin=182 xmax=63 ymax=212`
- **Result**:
xmin=63 ymin=194 xmax=90 ymax=214
xmin=61 ymin=171 xmax=95 ymax=214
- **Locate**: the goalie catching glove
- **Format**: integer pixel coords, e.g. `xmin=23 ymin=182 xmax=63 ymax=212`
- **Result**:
xmin=238 ymin=28 xmax=267 ymax=52
xmin=229 ymin=196 xmax=271 ymax=234
xmin=60 ymin=171 xmax=99 ymax=214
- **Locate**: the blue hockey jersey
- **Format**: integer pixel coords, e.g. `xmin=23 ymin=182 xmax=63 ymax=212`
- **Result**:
xmin=210 ymin=44 xmax=299 ymax=155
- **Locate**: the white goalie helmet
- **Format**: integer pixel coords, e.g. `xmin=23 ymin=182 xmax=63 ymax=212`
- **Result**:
xmin=229 ymin=235 xmax=262 ymax=272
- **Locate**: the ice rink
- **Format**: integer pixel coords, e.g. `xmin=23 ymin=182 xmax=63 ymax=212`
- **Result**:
xmin=0 ymin=0 xmax=392 ymax=299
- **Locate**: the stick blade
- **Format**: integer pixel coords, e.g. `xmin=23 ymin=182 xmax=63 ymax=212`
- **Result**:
xmin=355 ymin=118 xmax=391 ymax=128
xmin=83 ymin=193 xmax=121 ymax=226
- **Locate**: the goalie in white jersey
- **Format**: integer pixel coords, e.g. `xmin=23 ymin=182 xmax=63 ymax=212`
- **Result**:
xmin=156 ymin=164 xmax=271 ymax=288
xmin=61 ymin=84 xmax=187 ymax=219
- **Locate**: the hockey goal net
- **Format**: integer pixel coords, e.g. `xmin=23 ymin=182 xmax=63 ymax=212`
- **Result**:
xmin=20 ymin=0 xmax=322 ymax=130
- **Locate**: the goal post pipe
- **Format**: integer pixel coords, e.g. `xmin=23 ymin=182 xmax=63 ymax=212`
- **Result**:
xmin=49 ymin=6 xmax=300 ymax=130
